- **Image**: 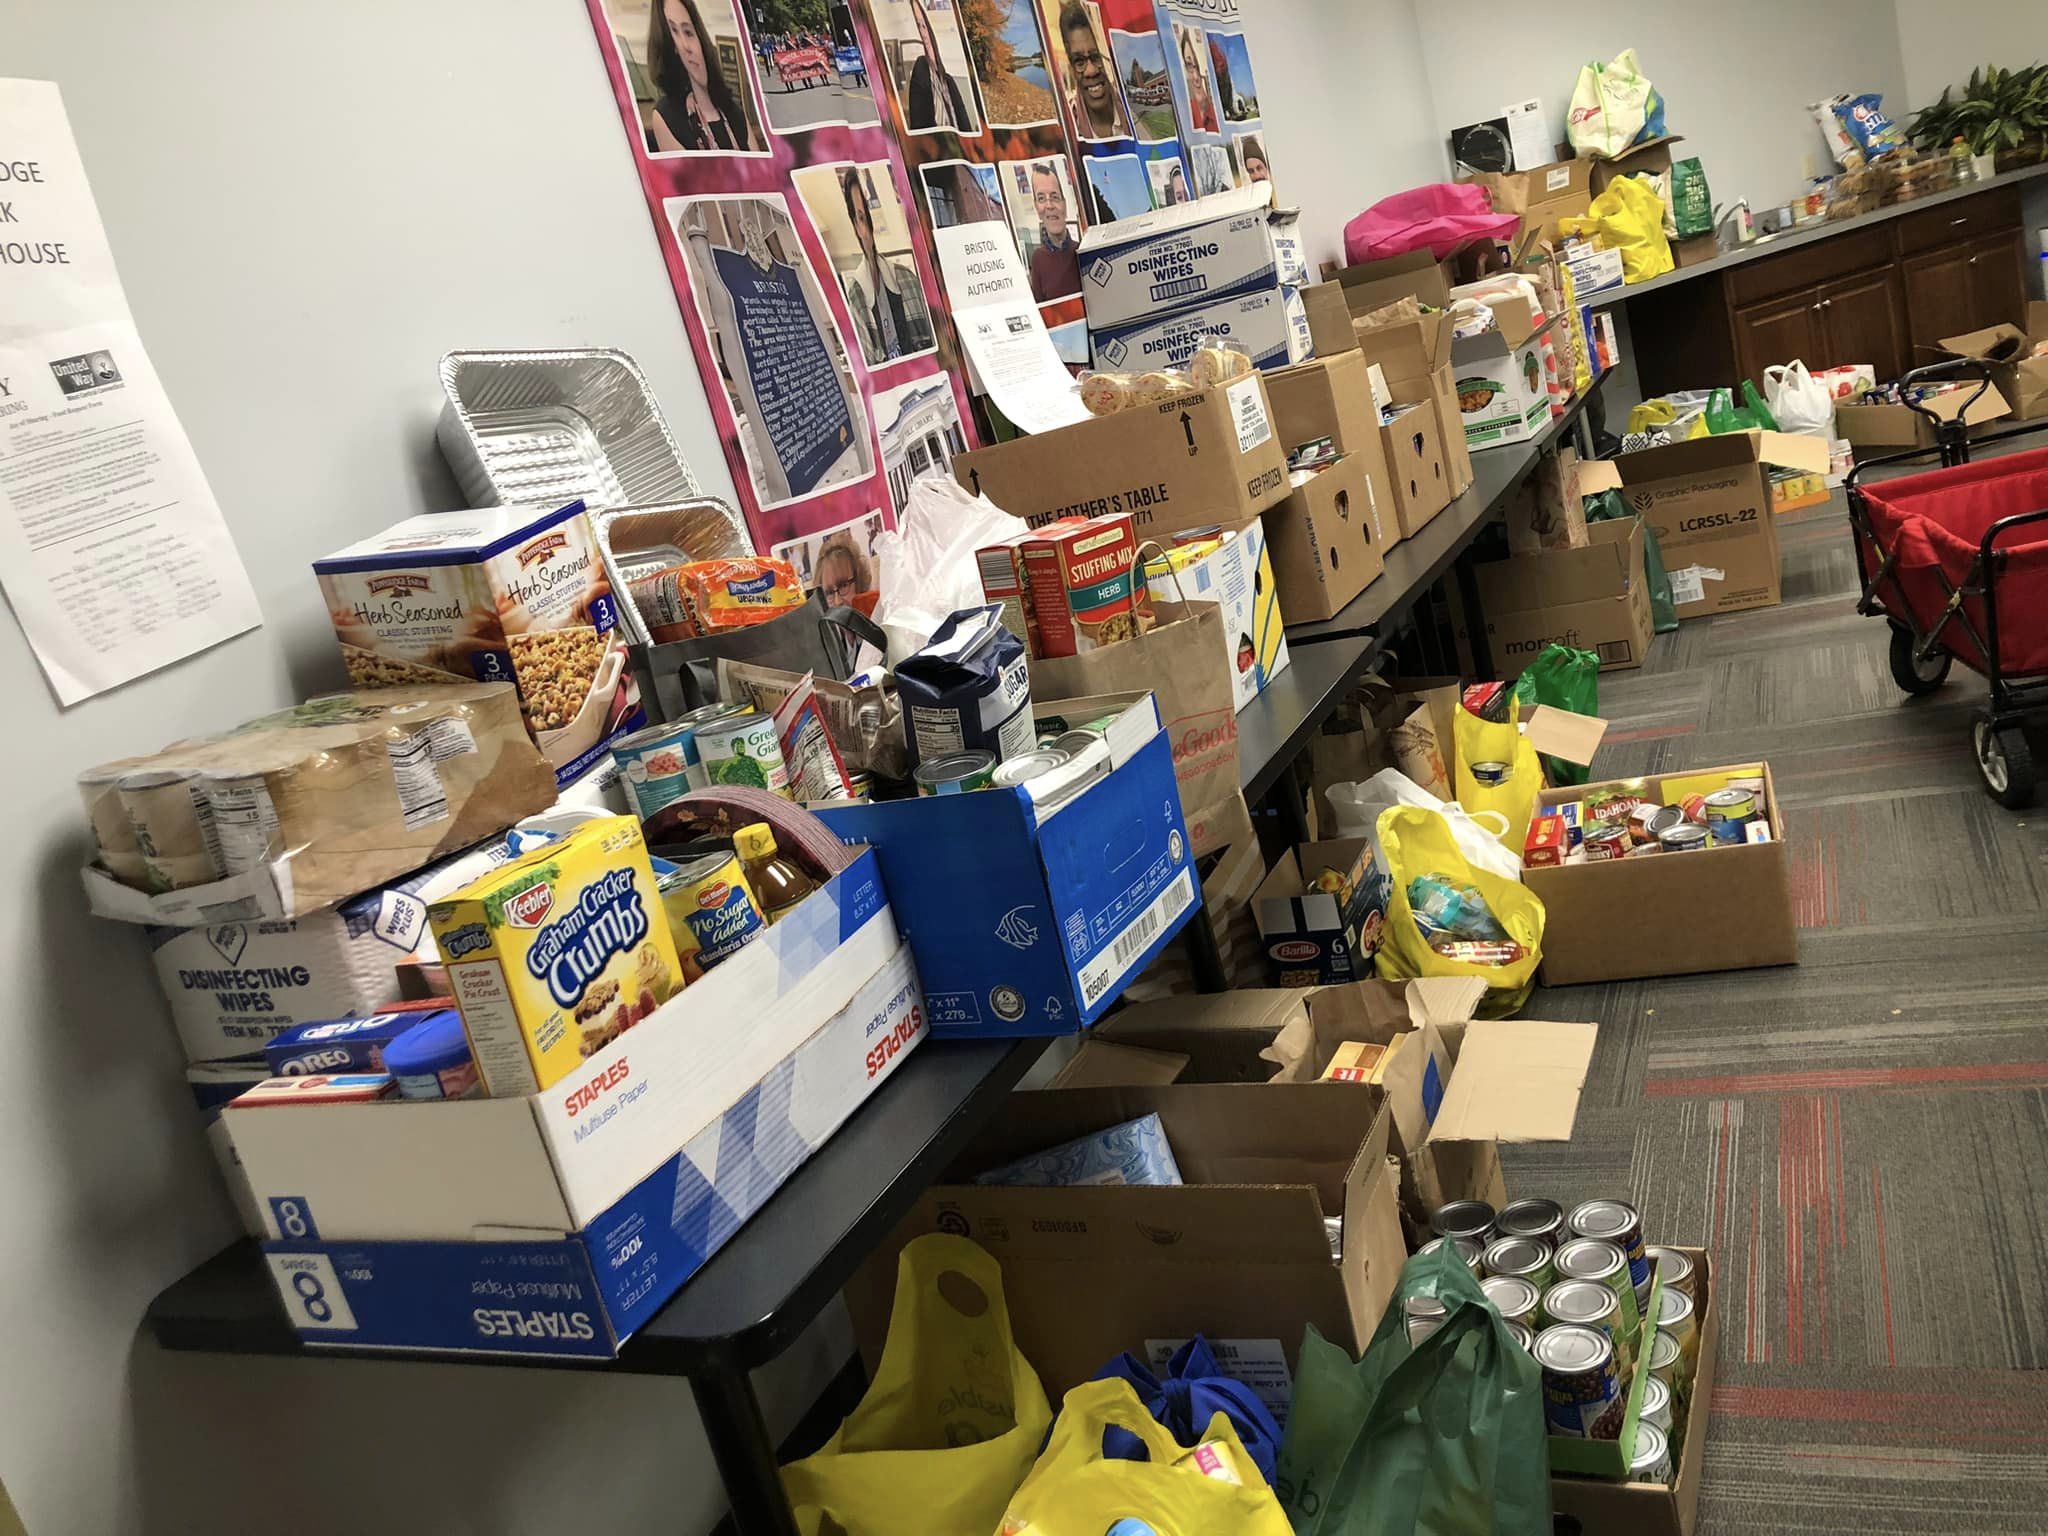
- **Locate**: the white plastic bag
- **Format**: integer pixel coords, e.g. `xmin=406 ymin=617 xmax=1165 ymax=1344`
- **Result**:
xmin=1326 ymin=767 xmax=1521 ymax=884
xmin=866 ymin=476 xmax=1028 ymax=667
xmin=1764 ymin=361 xmax=1835 ymax=440
xmin=1567 ymin=50 xmax=1653 ymax=159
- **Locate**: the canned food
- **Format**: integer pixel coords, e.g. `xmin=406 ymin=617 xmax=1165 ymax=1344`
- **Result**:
xmin=1679 ymin=792 xmax=1707 ymax=823
xmin=1469 ymin=760 xmax=1512 ymax=787
xmin=1555 ymin=1236 xmax=1641 ymax=1348
xmin=1431 ymin=1199 xmax=1498 ymax=1245
xmin=1703 ymin=787 xmax=1756 ymax=844
xmin=914 ymin=750 xmax=997 ymax=795
xmin=1505 ymin=1318 xmax=1535 ymax=1353
xmin=1480 ymin=1274 xmax=1542 ymax=1326
xmin=1172 ymin=524 xmax=1225 ymax=546
xmin=1655 ymin=1285 xmax=1698 ymax=1359
xmin=1645 ymin=1246 xmax=1694 ymax=1296
xmin=1534 ymin=1324 xmax=1624 ymax=1439
xmin=659 ymin=851 xmax=766 ymax=975
xmin=1418 ymin=1235 xmax=1485 ymax=1272
xmin=1628 ymin=1420 xmax=1673 ymax=1483
xmin=1570 ymin=1200 xmax=1650 ymax=1299
xmin=1050 ymin=730 xmax=1102 ymax=757
xmin=1647 ymin=1330 xmax=1682 ymax=1387
xmin=1497 ymin=1198 xmax=1566 ymax=1243
xmin=694 ymin=710 xmax=791 ymax=798
xmin=1627 ymin=804 xmax=1683 ymax=845
xmin=613 ymin=719 xmax=706 ymax=821
xmin=1639 ymin=1373 xmax=1673 ymax=1433
xmin=991 ymin=749 xmax=1070 ymax=788
xmin=1483 ymin=1235 xmax=1555 ymax=1289
xmin=1658 ymin=822 xmax=1709 ymax=854
xmin=1404 ymin=1294 xmax=1448 ymax=1346
xmin=1540 ymin=1278 xmax=1619 ymax=1338
xmin=1583 ymin=824 xmax=1631 ymax=861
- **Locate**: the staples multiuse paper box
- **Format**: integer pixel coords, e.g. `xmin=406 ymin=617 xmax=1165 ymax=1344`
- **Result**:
xmin=231 ymin=850 xmax=922 ymax=1359
xmin=816 ymin=693 xmax=1196 ymax=1038
xmin=1078 ymin=182 xmax=1304 ymax=330
xmin=1524 ymin=762 xmax=1796 ymax=985
xmin=954 ymin=378 xmax=1288 ymax=537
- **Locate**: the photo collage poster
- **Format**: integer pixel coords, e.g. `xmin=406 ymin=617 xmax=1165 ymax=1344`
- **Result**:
xmin=583 ymin=0 xmax=973 ymax=581
xmin=1062 ymin=0 xmax=1271 ymax=220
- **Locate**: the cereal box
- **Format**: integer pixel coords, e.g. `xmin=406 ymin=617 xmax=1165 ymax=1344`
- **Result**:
xmin=428 ymin=816 xmax=682 ymax=1096
xmin=314 ymin=501 xmax=645 ymax=786
xmin=1019 ymin=514 xmax=1149 ymax=659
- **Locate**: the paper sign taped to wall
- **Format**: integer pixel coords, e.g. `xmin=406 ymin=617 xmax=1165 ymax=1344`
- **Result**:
xmin=0 ymin=79 xmax=260 ymax=705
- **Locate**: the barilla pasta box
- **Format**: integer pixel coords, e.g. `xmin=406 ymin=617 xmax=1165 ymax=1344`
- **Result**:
xmin=314 ymin=501 xmax=645 ymax=786
xmin=428 ymin=816 xmax=682 ymax=1096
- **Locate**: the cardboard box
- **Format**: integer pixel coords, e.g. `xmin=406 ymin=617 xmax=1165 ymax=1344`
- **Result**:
xmin=953 ymin=378 xmax=1289 ymax=537
xmin=1461 ymin=159 xmax=1595 ymax=243
xmin=1580 ymin=432 xmax=1831 ymax=619
xmin=1077 ymin=182 xmax=1302 ymax=331
xmin=1671 ymin=233 xmax=1720 ymax=268
xmin=1382 ymin=402 xmax=1453 ymax=538
xmin=1770 ymin=467 xmax=1829 ymax=514
xmin=1264 ymin=454 xmax=1384 ymax=621
xmin=816 ymin=694 xmax=1195 ymax=1037
xmin=1050 ymin=1038 xmax=1190 ymax=1088
xmin=1145 ymin=518 xmax=1291 ymax=711
xmin=851 ymin=1082 xmax=1408 ymax=1414
xmin=1264 ymin=350 xmax=1402 ymax=546
xmin=1504 ymin=446 xmax=1588 ymax=555
xmin=1833 ymin=381 xmax=2013 ymax=450
xmin=1454 ymin=320 xmax=1552 ymax=449
xmin=1551 ymin=1250 xmax=1719 ymax=1536
xmin=1470 ymin=518 xmax=1653 ymax=678
xmin=1523 ymin=762 xmax=1797 ymax=985
xmin=1090 ymin=284 xmax=1312 ymax=374
xmin=1941 ymin=303 xmax=2048 ymax=421
xmin=1581 ymin=134 xmax=1683 ymax=196
xmin=231 ymin=851 xmax=921 ymax=1358
xmin=1253 ymin=838 xmax=1389 ymax=985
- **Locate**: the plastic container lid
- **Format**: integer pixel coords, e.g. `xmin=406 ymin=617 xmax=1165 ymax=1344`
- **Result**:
xmin=381 ymin=1010 xmax=471 ymax=1078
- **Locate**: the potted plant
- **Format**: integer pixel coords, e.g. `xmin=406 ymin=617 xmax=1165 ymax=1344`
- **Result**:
xmin=1908 ymin=63 xmax=2048 ymax=175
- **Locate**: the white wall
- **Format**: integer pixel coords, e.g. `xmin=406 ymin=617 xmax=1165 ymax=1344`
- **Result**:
xmin=1243 ymin=0 xmax=1447 ymax=267
xmin=1415 ymin=2 xmax=1909 ymax=214
xmin=1894 ymin=0 xmax=2048 ymax=109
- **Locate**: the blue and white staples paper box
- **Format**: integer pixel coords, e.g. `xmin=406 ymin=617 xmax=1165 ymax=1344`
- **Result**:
xmin=817 ymin=694 xmax=1197 ymax=1039
xmin=231 ymin=849 xmax=925 ymax=1358
xmin=1079 ymin=182 xmax=1304 ymax=330
xmin=1091 ymin=287 xmax=1312 ymax=376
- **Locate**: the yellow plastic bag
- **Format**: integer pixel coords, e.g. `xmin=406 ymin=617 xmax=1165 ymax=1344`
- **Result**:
xmin=1558 ymin=176 xmax=1673 ymax=284
xmin=1452 ymin=692 xmax=1543 ymax=855
xmin=996 ymin=1380 xmax=1294 ymax=1536
xmin=1374 ymin=805 xmax=1545 ymax=1016
xmin=781 ymin=1235 xmax=1052 ymax=1536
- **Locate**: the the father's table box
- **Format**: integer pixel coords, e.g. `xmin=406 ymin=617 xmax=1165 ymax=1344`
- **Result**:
xmin=1078 ymin=181 xmax=1305 ymax=330
xmin=817 ymin=693 xmax=1196 ymax=1038
xmin=954 ymin=377 xmax=1289 ymax=537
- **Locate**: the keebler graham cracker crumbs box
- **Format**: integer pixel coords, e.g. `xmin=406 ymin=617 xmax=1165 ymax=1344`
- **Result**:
xmin=429 ymin=816 xmax=681 ymax=1097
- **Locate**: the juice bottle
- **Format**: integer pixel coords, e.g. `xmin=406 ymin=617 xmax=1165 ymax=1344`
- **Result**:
xmin=735 ymin=823 xmax=816 ymax=922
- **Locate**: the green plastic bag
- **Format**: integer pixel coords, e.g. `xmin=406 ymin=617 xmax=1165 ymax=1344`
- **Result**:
xmin=1671 ymin=157 xmax=1714 ymax=239
xmin=1274 ymin=1244 xmax=1550 ymax=1536
xmin=1585 ymin=489 xmax=1678 ymax=633
xmin=1704 ymin=379 xmax=1779 ymax=434
xmin=1513 ymin=643 xmax=1600 ymax=786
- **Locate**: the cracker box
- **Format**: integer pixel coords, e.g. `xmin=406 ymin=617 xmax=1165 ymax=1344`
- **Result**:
xmin=1020 ymin=514 xmax=1147 ymax=658
xmin=314 ymin=500 xmax=645 ymax=786
xmin=428 ymin=816 xmax=682 ymax=1096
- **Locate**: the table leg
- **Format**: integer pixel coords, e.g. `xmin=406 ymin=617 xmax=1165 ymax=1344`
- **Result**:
xmin=1181 ymin=904 xmax=1229 ymax=993
xmin=1454 ymin=558 xmax=1495 ymax=680
xmin=692 ymin=1366 xmax=801 ymax=1536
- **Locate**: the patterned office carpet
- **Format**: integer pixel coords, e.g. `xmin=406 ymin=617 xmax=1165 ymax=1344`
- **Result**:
xmin=1509 ymin=451 xmax=2048 ymax=1534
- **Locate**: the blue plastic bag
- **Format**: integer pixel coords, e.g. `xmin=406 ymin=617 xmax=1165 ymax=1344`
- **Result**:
xmin=1094 ymin=1335 xmax=1284 ymax=1485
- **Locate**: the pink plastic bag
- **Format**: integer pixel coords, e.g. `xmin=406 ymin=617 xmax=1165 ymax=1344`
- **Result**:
xmin=1343 ymin=184 xmax=1521 ymax=266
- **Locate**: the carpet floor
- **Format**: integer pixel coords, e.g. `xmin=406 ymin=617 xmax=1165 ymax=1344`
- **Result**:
xmin=1508 ymin=445 xmax=2048 ymax=1533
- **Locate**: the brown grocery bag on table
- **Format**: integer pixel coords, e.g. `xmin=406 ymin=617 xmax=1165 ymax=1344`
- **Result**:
xmin=1029 ymin=599 xmax=1239 ymax=854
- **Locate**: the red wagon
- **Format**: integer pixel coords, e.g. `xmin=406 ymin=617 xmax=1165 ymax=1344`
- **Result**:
xmin=1849 ymin=365 xmax=2048 ymax=807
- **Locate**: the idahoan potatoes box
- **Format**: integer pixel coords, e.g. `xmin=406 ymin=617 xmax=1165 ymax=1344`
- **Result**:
xmin=953 ymin=377 xmax=1289 ymax=538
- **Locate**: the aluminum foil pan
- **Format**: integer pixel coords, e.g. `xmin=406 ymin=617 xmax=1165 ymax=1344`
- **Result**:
xmin=592 ymin=498 xmax=757 ymax=647
xmin=436 ymin=350 xmax=739 ymax=540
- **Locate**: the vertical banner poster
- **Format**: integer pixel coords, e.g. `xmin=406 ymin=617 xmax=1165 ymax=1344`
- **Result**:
xmin=584 ymin=0 xmax=974 ymax=555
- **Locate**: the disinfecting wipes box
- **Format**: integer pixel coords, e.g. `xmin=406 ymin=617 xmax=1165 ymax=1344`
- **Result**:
xmin=1079 ymin=183 xmax=1304 ymax=330
xmin=1091 ymin=285 xmax=1311 ymax=375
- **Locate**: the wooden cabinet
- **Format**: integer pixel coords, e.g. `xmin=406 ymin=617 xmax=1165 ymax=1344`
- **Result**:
xmin=1628 ymin=185 xmax=2031 ymax=400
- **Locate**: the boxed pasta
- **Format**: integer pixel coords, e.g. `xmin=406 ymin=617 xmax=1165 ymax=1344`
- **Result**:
xmin=314 ymin=500 xmax=645 ymax=785
xmin=79 ymin=684 xmax=558 ymax=925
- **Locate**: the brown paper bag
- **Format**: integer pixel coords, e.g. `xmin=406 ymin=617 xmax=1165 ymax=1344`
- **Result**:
xmin=1029 ymin=600 xmax=1238 ymax=848
xmin=1121 ymin=790 xmax=1266 ymax=1001
xmin=1390 ymin=676 xmax=1460 ymax=800
xmin=1306 ymin=672 xmax=1402 ymax=832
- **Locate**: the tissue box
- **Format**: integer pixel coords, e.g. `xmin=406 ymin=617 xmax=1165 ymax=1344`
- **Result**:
xmin=974 ymin=1112 xmax=1183 ymax=1187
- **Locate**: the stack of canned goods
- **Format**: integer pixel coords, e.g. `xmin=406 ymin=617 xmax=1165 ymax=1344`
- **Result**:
xmin=1418 ymin=1194 xmax=1698 ymax=1484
